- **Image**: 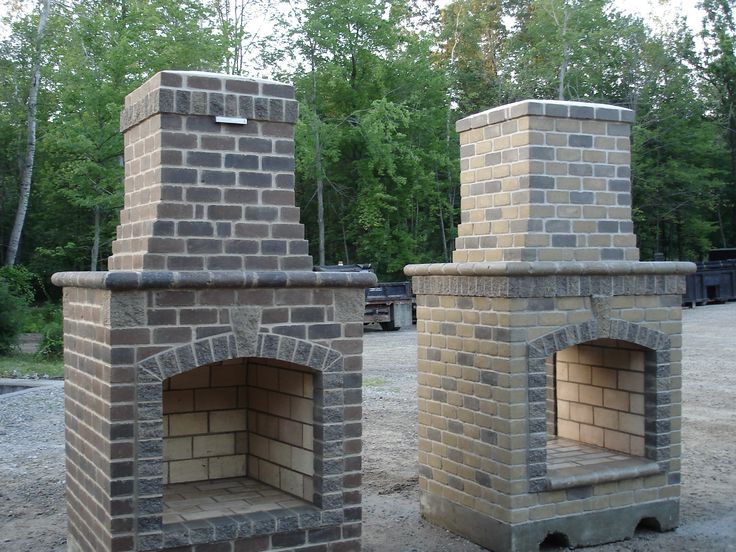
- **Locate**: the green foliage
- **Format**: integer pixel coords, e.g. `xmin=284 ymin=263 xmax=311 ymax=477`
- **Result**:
xmin=0 ymin=282 xmax=25 ymax=355
xmin=699 ymin=0 xmax=736 ymax=246
xmin=23 ymin=302 xmax=61 ymax=333
xmin=0 ymin=265 xmax=39 ymax=304
xmin=631 ymin=24 xmax=728 ymax=260
xmin=36 ymin=306 xmax=63 ymax=360
xmin=1 ymin=0 xmax=735 ymax=282
xmin=1 ymin=0 xmax=229 ymax=274
xmin=273 ymin=0 xmax=457 ymax=278
xmin=504 ymin=0 xmax=648 ymax=103
xmin=439 ymin=0 xmax=510 ymax=116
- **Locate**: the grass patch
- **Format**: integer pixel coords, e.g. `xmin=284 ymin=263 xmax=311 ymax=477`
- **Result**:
xmin=0 ymin=353 xmax=64 ymax=379
xmin=363 ymin=377 xmax=389 ymax=388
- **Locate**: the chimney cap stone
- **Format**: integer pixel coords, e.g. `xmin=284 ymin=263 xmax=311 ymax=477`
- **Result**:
xmin=456 ymin=99 xmax=635 ymax=133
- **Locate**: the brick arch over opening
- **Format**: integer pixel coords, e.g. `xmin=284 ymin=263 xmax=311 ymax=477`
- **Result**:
xmin=137 ymin=332 xmax=343 ymax=383
xmin=525 ymin=319 xmax=672 ymax=492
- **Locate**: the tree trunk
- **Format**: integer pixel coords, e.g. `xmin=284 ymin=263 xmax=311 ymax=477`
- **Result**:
xmin=558 ymin=8 xmax=570 ymax=101
xmin=5 ymin=0 xmax=51 ymax=266
xmin=90 ymin=205 xmax=100 ymax=271
xmin=716 ymin=202 xmax=728 ymax=249
xmin=316 ymin=138 xmax=325 ymax=265
xmin=436 ymin=174 xmax=449 ymax=262
xmin=310 ymin=47 xmax=326 ymax=266
xmin=440 ymin=9 xmax=461 ymax=262
xmin=728 ymin=107 xmax=736 ymax=246
xmin=341 ymin=218 xmax=350 ymax=265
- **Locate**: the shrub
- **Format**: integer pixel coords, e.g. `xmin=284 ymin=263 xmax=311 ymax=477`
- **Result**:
xmin=24 ymin=302 xmax=61 ymax=332
xmin=0 ymin=282 xmax=25 ymax=355
xmin=0 ymin=265 xmax=40 ymax=305
xmin=36 ymin=305 xmax=64 ymax=360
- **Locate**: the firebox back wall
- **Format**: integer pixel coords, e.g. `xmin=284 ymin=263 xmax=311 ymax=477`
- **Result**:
xmin=162 ymin=358 xmax=315 ymax=501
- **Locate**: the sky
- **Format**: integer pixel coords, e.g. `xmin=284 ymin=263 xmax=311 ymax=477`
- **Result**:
xmin=614 ymin=0 xmax=704 ymax=31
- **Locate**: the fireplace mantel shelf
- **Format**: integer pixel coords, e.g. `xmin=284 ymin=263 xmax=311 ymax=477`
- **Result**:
xmin=405 ymin=261 xmax=696 ymax=277
xmin=51 ymin=269 xmax=377 ymax=290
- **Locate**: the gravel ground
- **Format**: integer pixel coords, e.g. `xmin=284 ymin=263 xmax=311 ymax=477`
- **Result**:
xmin=1 ymin=304 xmax=735 ymax=552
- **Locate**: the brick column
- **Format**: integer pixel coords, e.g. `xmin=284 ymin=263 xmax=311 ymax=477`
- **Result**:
xmin=454 ymin=100 xmax=638 ymax=263
xmin=111 ymin=71 xmax=311 ymax=272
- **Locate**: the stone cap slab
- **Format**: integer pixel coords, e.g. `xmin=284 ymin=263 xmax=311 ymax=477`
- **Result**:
xmin=404 ymin=261 xmax=696 ymax=277
xmin=52 ymin=270 xmax=377 ymax=290
xmin=120 ymin=70 xmax=297 ymax=132
xmin=456 ymin=99 xmax=634 ymax=132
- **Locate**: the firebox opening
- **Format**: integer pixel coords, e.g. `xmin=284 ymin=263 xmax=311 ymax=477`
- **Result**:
xmin=545 ymin=339 xmax=653 ymax=476
xmin=161 ymin=357 xmax=315 ymax=524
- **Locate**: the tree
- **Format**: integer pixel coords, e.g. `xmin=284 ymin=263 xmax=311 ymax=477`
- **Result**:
xmin=438 ymin=0 xmax=509 ymax=117
xmin=4 ymin=0 xmax=50 ymax=266
xmin=632 ymin=23 xmax=728 ymax=260
xmin=267 ymin=0 xmax=456 ymax=277
xmin=10 ymin=0 xmax=227 ymax=272
xmin=699 ymin=0 xmax=736 ymax=246
xmin=211 ymin=0 xmax=276 ymax=75
xmin=504 ymin=0 xmax=648 ymax=105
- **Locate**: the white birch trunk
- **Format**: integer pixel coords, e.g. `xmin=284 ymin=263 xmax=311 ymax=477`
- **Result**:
xmin=5 ymin=0 xmax=51 ymax=266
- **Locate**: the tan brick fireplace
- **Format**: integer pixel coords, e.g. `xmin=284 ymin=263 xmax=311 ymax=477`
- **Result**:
xmin=406 ymin=100 xmax=694 ymax=551
xmin=53 ymin=71 xmax=372 ymax=552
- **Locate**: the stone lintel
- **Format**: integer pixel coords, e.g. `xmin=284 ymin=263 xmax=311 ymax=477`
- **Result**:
xmin=456 ymin=99 xmax=635 ymax=133
xmin=52 ymin=270 xmax=377 ymax=290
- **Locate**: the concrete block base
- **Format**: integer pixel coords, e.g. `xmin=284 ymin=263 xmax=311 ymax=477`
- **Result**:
xmin=420 ymin=491 xmax=678 ymax=552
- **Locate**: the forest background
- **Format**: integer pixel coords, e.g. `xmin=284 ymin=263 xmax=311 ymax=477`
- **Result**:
xmin=1 ymin=0 xmax=735 ymax=313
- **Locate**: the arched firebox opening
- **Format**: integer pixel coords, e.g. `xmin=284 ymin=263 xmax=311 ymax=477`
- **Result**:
xmin=546 ymin=339 xmax=647 ymax=463
xmin=527 ymin=319 xmax=672 ymax=492
xmin=161 ymin=357 xmax=316 ymax=524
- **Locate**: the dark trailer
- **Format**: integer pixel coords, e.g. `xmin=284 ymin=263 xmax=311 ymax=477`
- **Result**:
xmin=315 ymin=264 xmax=414 ymax=330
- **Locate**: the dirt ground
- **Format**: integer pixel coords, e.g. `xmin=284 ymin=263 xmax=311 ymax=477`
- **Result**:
xmin=1 ymin=303 xmax=735 ymax=552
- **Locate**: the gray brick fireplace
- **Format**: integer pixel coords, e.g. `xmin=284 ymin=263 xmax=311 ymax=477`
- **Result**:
xmin=53 ymin=71 xmax=372 ymax=552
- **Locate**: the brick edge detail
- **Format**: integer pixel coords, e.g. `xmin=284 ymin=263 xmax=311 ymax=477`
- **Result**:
xmin=134 ymin=332 xmax=350 ymax=551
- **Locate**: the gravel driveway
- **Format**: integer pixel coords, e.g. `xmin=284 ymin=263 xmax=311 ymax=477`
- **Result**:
xmin=1 ymin=304 xmax=735 ymax=551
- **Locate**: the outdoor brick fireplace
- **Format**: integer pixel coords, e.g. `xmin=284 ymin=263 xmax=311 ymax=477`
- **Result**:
xmin=405 ymin=100 xmax=694 ymax=551
xmin=53 ymin=71 xmax=373 ymax=552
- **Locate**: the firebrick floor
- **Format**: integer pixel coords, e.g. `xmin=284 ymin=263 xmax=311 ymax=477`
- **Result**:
xmin=546 ymin=437 xmax=660 ymax=489
xmin=547 ymin=437 xmax=633 ymax=468
xmin=163 ymin=477 xmax=310 ymax=524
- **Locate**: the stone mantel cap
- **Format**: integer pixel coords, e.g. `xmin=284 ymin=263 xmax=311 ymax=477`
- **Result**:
xmin=52 ymin=270 xmax=377 ymax=290
xmin=455 ymin=99 xmax=635 ymax=133
xmin=120 ymin=69 xmax=297 ymax=132
xmin=404 ymin=261 xmax=696 ymax=277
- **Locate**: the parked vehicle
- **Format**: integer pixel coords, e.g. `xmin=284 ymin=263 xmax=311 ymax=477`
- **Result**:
xmin=314 ymin=264 xmax=414 ymax=330
xmin=683 ymin=250 xmax=736 ymax=307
